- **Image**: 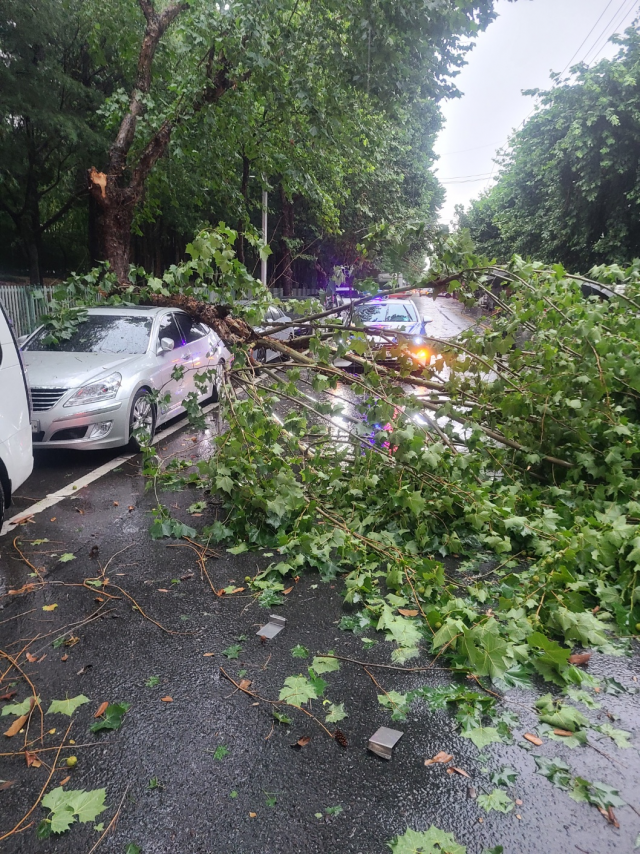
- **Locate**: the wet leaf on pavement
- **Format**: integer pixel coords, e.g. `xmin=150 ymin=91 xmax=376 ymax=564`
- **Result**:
xmin=47 ymin=695 xmax=90 ymax=716
xmin=424 ymin=751 xmax=452 ymax=766
xmin=90 ymin=702 xmax=130 ymax=733
xmin=477 ymin=788 xmax=514 ymax=814
xmin=292 ymin=736 xmax=311 ymax=748
xmin=388 ymin=825 xmax=467 ymax=854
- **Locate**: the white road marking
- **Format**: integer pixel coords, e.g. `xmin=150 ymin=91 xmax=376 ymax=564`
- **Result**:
xmin=0 ymin=403 xmax=218 ymax=538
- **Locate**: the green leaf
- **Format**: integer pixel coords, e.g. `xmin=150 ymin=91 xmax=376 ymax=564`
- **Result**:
xmin=534 ymin=756 xmax=573 ymax=790
xmin=272 ymin=710 xmax=292 ymax=725
xmin=278 ymin=675 xmax=318 ymax=706
xmin=222 ymin=644 xmax=242 ymax=659
xmin=310 ymin=655 xmax=340 ymax=674
xmin=145 ymin=676 xmax=160 ymax=688
xmin=46 ymin=695 xmax=90 ymax=716
xmin=570 ymin=777 xmax=626 ymax=810
xmin=59 ymin=553 xmax=76 ymax=563
xmin=213 ymin=745 xmax=229 ymax=760
xmin=387 ymin=825 xmax=466 ymax=854
xmin=291 ymin=645 xmax=309 ymax=658
xmin=490 ymin=766 xmax=518 ymax=787
xmin=325 ymin=805 xmax=343 ymax=815
xmin=535 ymin=694 xmax=589 ymax=731
xmin=93 ymin=823 xmax=104 ymax=832
xmin=596 ymin=723 xmax=631 ymax=749
xmin=227 ymin=543 xmax=248 ymax=554
xmin=1 ymin=696 xmax=41 ymax=716
xmin=476 ymin=788 xmax=514 ymax=814
xmin=325 ymin=703 xmax=347 ymax=723
xmin=460 ymin=726 xmax=503 ymax=750
xmin=89 ymin=702 xmax=130 ymax=733
xmin=482 ymin=848 xmax=504 ymax=854
xmin=41 ymin=786 xmax=107 ymax=833
xmin=125 ymin=845 xmax=142 ymax=854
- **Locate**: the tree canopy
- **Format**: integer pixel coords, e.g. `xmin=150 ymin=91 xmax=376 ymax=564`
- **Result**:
xmin=1 ymin=0 xmax=503 ymax=284
xmin=457 ymin=28 xmax=640 ymax=271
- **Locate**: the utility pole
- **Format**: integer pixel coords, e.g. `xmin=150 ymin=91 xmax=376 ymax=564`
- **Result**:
xmin=261 ymin=185 xmax=268 ymax=287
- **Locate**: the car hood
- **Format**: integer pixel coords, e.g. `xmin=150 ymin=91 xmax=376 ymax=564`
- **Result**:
xmin=23 ymin=351 xmax=142 ymax=389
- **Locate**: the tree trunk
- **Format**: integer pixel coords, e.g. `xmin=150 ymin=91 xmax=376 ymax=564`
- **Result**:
xmin=279 ymin=185 xmax=294 ymax=298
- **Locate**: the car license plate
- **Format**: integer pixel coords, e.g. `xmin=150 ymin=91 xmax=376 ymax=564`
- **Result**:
xmin=31 ymin=420 xmax=40 ymax=434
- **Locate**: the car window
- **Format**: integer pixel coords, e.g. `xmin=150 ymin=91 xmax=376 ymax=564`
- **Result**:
xmin=354 ymin=304 xmax=387 ymax=323
xmin=158 ymin=313 xmax=186 ymax=349
xmin=175 ymin=313 xmax=208 ymax=343
xmin=26 ymin=315 xmax=153 ymax=354
xmin=266 ymin=307 xmax=282 ymax=322
xmin=386 ymin=304 xmax=416 ymax=323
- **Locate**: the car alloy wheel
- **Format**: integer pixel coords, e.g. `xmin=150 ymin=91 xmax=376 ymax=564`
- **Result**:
xmin=129 ymin=389 xmax=156 ymax=450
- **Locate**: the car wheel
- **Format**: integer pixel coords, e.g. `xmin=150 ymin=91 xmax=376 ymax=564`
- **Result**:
xmin=209 ymin=360 xmax=225 ymax=403
xmin=129 ymin=389 xmax=156 ymax=451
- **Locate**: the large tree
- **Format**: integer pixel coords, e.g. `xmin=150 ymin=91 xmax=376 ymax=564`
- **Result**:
xmin=458 ymin=28 xmax=640 ymax=270
xmin=86 ymin=0 xmax=503 ymax=284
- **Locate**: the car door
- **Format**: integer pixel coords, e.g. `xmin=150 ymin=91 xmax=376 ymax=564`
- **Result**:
xmin=175 ymin=313 xmax=214 ymax=399
xmin=153 ymin=312 xmax=190 ymax=420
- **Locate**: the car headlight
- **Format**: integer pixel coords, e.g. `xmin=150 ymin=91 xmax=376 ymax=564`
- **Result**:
xmin=63 ymin=372 xmax=122 ymax=407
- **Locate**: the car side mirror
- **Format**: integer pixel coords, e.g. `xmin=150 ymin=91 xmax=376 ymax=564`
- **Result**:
xmin=157 ymin=337 xmax=175 ymax=355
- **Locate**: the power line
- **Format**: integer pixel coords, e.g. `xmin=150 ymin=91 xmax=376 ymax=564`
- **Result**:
xmin=559 ymin=0 xmax=616 ymax=75
xmin=581 ymin=0 xmax=637 ymax=65
xmin=588 ymin=0 xmax=639 ymax=64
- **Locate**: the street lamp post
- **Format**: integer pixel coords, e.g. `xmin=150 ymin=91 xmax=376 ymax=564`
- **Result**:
xmin=261 ymin=186 xmax=268 ymax=287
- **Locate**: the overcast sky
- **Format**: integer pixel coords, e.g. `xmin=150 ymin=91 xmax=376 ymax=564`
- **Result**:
xmin=434 ymin=0 xmax=640 ymax=225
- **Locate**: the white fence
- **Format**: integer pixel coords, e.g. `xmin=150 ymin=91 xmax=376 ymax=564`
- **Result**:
xmin=0 ymin=284 xmax=59 ymax=338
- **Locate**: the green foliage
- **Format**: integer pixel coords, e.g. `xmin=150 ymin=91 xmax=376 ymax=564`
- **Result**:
xmin=46 ymin=695 xmax=90 ymax=716
xmin=388 ymin=826 xmax=466 ymax=854
xmin=291 ymin=645 xmax=309 ymax=659
xmin=325 ymin=703 xmax=348 ymax=723
xmin=310 ymin=655 xmax=340 ymax=674
xmin=490 ymin=767 xmax=518 ymax=787
xmin=145 ymin=676 xmax=160 ymax=688
xmin=459 ymin=30 xmax=640 ymax=269
xmin=2 ymin=696 xmax=41 ymax=716
xmin=278 ymin=676 xmax=318 ymax=706
xmin=476 ymin=789 xmax=514 ymax=814
xmin=213 ymin=745 xmax=229 ymax=760
xmin=222 ymin=645 xmax=242 ymax=660
xmin=38 ymin=786 xmax=106 ymax=838
xmin=90 ymin=702 xmax=130 ymax=733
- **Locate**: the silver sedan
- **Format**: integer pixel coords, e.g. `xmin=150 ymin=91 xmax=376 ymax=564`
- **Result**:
xmin=21 ymin=306 xmax=230 ymax=451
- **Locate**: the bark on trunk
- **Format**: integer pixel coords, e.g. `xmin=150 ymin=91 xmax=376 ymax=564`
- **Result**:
xmin=279 ymin=185 xmax=294 ymax=298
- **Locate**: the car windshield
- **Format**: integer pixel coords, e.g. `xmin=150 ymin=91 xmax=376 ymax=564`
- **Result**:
xmin=27 ymin=315 xmax=153 ymax=354
xmin=355 ymin=304 xmax=387 ymax=323
xmin=385 ymin=304 xmax=417 ymax=323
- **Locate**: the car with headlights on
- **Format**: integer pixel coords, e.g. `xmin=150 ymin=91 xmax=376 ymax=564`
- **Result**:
xmin=348 ymin=298 xmax=432 ymax=365
xmin=21 ymin=306 xmax=229 ymax=451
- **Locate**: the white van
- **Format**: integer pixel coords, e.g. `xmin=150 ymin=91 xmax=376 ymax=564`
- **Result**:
xmin=0 ymin=304 xmax=33 ymax=526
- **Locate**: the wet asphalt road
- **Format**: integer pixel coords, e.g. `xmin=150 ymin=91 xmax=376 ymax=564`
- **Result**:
xmin=1 ymin=298 xmax=639 ymax=854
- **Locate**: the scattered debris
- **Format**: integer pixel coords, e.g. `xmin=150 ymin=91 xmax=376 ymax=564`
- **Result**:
xmin=256 ymin=615 xmax=286 ymax=640
xmin=291 ymin=735 xmax=311 ymax=749
xmin=447 ymin=766 xmax=471 ymax=778
xmin=368 ymin=726 xmax=403 ymax=760
xmin=424 ymin=751 xmax=452 ymax=766
xmin=523 ymin=733 xmax=543 ymax=746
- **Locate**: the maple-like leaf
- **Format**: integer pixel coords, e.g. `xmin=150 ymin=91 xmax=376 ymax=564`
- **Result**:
xmin=278 ymin=676 xmax=317 ymax=705
xmin=325 ymin=702 xmax=347 ymax=723
xmin=477 ymin=788 xmax=514 ymax=814
xmin=460 ymin=726 xmax=503 ymax=750
xmin=311 ymin=655 xmax=340 ymax=674
xmin=388 ymin=825 xmax=466 ymax=854
xmin=1 ymin=696 xmax=40 ymax=716
xmin=47 ymin=695 xmax=90 ymax=717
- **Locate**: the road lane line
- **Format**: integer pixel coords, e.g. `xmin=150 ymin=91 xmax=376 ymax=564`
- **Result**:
xmin=0 ymin=403 xmax=218 ymax=537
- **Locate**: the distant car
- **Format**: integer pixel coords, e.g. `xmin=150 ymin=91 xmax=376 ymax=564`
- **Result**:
xmin=348 ymin=298 xmax=432 ymax=364
xmin=0 ymin=303 xmax=33 ymax=525
xmin=251 ymin=304 xmax=295 ymax=362
xmin=21 ymin=306 xmax=230 ymax=451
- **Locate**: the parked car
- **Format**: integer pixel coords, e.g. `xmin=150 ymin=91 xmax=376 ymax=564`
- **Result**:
xmin=250 ymin=304 xmax=295 ymax=362
xmin=0 ymin=303 xmax=33 ymax=526
xmin=20 ymin=306 xmax=230 ymax=451
xmin=348 ymin=298 xmax=432 ymax=364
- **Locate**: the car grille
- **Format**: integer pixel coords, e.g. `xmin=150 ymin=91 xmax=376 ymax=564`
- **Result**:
xmin=30 ymin=388 xmax=68 ymax=411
